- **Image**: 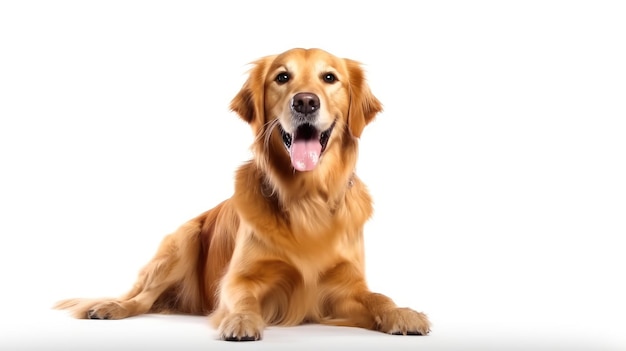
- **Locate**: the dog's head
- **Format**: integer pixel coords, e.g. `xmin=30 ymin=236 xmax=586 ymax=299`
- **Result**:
xmin=231 ymin=48 xmax=382 ymax=173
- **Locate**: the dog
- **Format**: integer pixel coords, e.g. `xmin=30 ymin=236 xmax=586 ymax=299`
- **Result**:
xmin=55 ymin=48 xmax=431 ymax=341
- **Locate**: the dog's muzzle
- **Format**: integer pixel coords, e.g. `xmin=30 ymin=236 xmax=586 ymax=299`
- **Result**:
xmin=279 ymin=93 xmax=335 ymax=172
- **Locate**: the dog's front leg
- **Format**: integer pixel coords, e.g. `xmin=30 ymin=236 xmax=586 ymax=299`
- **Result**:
xmin=209 ymin=226 xmax=295 ymax=341
xmin=320 ymin=261 xmax=431 ymax=336
xmin=210 ymin=254 xmax=301 ymax=341
xmin=210 ymin=285 xmax=266 ymax=342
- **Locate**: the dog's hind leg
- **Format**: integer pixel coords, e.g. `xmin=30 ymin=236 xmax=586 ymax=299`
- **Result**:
xmin=54 ymin=218 xmax=205 ymax=319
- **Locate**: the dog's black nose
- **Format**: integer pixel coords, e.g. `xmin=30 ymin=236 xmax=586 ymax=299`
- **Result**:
xmin=292 ymin=93 xmax=320 ymax=115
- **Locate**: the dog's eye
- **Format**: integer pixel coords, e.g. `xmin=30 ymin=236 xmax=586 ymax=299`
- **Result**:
xmin=276 ymin=72 xmax=290 ymax=84
xmin=322 ymin=73 xmax=337 ymax=83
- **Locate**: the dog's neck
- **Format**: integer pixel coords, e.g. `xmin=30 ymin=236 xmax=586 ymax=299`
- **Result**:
xmin=261 ymin=171 xmax=355 ymax=200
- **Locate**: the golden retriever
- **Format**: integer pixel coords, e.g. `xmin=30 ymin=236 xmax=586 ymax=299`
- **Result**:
xmin=55 ymin=48 xmax=431 ymax=341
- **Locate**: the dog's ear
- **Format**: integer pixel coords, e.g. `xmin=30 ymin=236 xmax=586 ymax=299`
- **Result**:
xmin=345 ymin=59 xmax=383 ymax=138
xmin=230 ymin=55 xmax=276 ymax=131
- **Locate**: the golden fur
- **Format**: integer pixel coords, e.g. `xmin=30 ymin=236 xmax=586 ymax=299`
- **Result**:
xmin=55 ymin=48 xmax=430 ymax=341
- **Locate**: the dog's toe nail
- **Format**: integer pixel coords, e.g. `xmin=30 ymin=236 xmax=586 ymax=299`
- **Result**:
xmin=224 ymin=334 xmax=258 ymax=342
xmin=391 ymin=330 xmax=423 ymax=336
xmin=87 ymin=309 xmax=109 ymax=319
xmin=238 ymin=335 xmax=258 ymax=341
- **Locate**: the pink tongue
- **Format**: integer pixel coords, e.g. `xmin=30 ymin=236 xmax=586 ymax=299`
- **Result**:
xmin=290 ymin=139 xmax=322 ymax=171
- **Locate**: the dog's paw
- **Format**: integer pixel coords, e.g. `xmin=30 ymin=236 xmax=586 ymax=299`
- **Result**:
xmin=54 ymin=298 xmax=127 ymax=320
xmin=86 ymin=300 xmax=129 ymax=320
xmin=218 ymin=312 xmax=264 ymax=341
xmin=378 ymin=307 xmax=431 ymax=336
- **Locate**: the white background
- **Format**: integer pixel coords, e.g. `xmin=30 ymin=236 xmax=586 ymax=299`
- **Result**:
xmin=1 ymin=1 xmax=625 ymax=350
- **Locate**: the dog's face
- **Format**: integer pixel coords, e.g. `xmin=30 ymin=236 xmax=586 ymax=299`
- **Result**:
xmin=266 ymin=49 xmax=347 ymax=171
xmin=231 ymin=48 xmax=382 ymax=172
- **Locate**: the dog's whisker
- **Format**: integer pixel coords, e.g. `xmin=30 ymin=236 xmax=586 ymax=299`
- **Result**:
xmin=252 ymin=118 xmax=277 ymax=146
xmin=255 ymin=119 xmax=281 ymax=166
xmin=263 ymin=119 xmax=280 ymax=148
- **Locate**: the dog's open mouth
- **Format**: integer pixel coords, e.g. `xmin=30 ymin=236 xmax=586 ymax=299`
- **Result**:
xmin=279 ymin=122 xmax=335 ymax=172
